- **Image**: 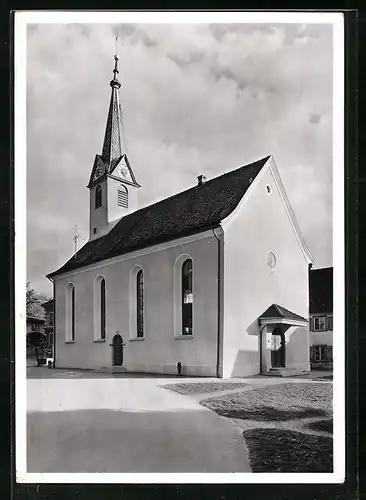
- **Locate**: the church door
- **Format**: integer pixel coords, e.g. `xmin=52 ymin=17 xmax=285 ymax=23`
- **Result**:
xmin=271 ymin=329 xmax=285 ymax=368
xmin=112 ymin=334 xmax=123 ymax=366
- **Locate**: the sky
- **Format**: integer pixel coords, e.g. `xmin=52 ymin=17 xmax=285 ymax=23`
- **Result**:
xmin=26 ymin=22 xmax=334 ymax=296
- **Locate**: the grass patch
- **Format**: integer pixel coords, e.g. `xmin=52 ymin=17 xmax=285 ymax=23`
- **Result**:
xmin=201 ymin=383 xmax=332 ymax=421
xmin=162 ymin=382 xmax=247 ymax=395
xmin=307 ymin=419 xmax=333 ymax=434
xmin=244 ymin=428 xmax=333 ymax=472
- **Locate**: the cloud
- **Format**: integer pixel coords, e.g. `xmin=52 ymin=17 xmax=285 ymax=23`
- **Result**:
xmin=26 ymin=22 xmax=333 ymax=295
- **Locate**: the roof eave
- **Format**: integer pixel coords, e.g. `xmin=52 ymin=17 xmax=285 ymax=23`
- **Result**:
xmin=46 ymin=223 xmax=221 ymax=280
xmin=259 ymin=317 xmax=308 ymax=327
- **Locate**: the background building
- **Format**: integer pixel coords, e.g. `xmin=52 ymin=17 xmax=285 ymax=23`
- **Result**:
xmin=42 ymin=299 xmax=54 ymax=358
xmin=309 ymin=266 xmax=333 ymax=369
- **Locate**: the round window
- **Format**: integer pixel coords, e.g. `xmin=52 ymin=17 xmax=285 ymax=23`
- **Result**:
xmin=267 ymin=251 xmax=276 ymax=270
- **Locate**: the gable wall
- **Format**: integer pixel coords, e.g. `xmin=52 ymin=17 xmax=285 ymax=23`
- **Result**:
xmin=53 ymin=231 xmax=219 ymax=376
xmin=222 ymin=162 xmax=310 ymax=377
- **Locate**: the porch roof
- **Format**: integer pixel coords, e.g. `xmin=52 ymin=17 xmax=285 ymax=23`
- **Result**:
xmin=259 ymin=304 xmax=308 ymax=326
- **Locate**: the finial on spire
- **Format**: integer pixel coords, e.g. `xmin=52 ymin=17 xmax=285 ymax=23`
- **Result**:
xmin=110 ymin=33 xmax=121 ymax=88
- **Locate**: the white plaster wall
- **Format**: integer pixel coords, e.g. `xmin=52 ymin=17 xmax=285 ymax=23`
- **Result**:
xmin=54 ymin=232 xmax=219 ymax=376
xmin=89 ymin=178 xmax=108 ymax=240
xmin=222 ymin=162 xmax=310 ymax=378
xmin=311 ymin=330 xmax=333 ymax=345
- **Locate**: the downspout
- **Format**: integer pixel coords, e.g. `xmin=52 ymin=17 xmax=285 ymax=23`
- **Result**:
xmin=212 ymin=227 xmax=224 ymax=378
xmin=47 ymin=276 xmax=55 ymax=368
xmin=308 ymin=262 xmax=313 ymax=365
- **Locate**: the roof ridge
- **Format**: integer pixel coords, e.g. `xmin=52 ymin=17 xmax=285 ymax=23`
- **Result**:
xmin=114 ymin=155 xmax=272 ymax=221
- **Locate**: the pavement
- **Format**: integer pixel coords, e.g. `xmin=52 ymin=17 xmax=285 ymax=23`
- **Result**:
xmin=27 ymin=368 xmax=251 ymax=473
xmin=26 ymin=367 xmax=332 ymax=473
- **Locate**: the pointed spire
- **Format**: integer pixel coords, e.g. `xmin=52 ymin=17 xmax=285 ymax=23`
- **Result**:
xmin=101 ymin=49 xmax=124 ymax=169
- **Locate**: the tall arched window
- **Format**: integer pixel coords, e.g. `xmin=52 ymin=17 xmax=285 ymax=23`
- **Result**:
xmin=100 ymin=278 xmax=106 ymax=339
xmin=129 ymin=266 xmax=145 ymax=340
xmin=65 ymin=283 xmax=75 ymax=342
xmin=95 ymin=185 xmax=102 ymax=209
xmin=181 ymin=259 xmax=193 ymax=335
xmin=136 ymin=269 xmax=144 ymax=338
xmin=94 ymin=275 xmax=106 ymax=341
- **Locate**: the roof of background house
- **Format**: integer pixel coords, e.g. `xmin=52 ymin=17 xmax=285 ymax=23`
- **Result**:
xmin=310 ymin=267 xmax=333 ymax=314
xmin=259 ymin=304 xmax=308 ymax=322
xmin=41 ymin=299 xmax=54 ymax=309
xmin=26 ymin=317 xmax=45 ymax=323
xmin=48 ymin=156 xmax=270 ymax=278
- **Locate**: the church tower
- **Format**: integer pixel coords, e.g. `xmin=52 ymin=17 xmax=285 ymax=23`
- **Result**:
xmin=87 ymin=53 xmax=140 ymax=241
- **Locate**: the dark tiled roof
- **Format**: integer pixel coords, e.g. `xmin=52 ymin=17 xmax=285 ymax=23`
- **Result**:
xmin=41 ymin=299 xmax=54 ymax=309
xmin=48 ymin=156 xmax=270 ymax=278
xmin=310 ymin=267 xmax=333 ymax=314
xmin=26 ymin=316 xmax=45 ymax=323
xmin=259 ymin=304 xmax=308 ymax=322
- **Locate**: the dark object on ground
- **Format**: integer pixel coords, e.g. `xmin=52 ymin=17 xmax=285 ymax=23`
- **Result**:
xmin=244 ymin=428 xmax=333 ymax=472
xmin=307 ymin=419 xmax=333 ymax=434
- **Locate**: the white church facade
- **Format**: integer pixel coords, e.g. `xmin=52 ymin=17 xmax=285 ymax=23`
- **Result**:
xmin=47 ymin=54 xmax=313 ymax=378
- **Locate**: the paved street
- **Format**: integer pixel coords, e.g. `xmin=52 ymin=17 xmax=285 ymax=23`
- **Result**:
xmin=27 ymin=368 xmax=251 ymax=473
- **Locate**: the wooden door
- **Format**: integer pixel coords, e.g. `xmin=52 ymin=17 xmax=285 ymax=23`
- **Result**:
xmin=112 ymin=334 xmax=123 ymax=366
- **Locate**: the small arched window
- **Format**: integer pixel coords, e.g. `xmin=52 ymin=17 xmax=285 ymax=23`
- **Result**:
xmin=100 ymin=278 xmax=106 ymax=339
xmin=136 ymin=269 xmax=144 ymax=338
xmin=181 ymin=259 xmax=193 ymax=335
xmin=95 ymin=185 xmax=102 ymax=209
xmin=65 ymin=283 xmax=75 ymax=342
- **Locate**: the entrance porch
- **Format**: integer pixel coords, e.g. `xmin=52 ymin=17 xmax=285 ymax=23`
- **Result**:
xmin=259 ymin=304 xmax=310 ymax=377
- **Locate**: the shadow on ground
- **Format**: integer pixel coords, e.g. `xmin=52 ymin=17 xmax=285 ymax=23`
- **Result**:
xmin=306 ymin=419 xmax=333 ymax=433
xmin=27 ymin=408 xmax=248 ymax=473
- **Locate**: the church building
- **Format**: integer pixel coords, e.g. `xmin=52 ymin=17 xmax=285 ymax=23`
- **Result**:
xmin=47 ymin=54 xmax=314 ymax=378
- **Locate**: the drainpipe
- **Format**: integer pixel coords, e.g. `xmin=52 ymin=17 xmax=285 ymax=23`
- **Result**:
xmin=47 ymin=276 xmax=55 ymax=368
xmin=212 ymin=227 xmax=224 ymax=378
xmin=308 ymin=262 xmax=313 ymax=366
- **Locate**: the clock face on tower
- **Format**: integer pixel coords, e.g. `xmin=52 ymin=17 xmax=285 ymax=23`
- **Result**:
xmin=115 ymin=162 xmax=131 ymax=182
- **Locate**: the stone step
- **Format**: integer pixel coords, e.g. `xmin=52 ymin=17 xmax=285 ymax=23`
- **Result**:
xmin=112 ymin=366 xmax=128 ymax=374
xmin=92 ymin=366 xmax=128 ymax=374
xmin=261 ymin=368 xmax=310 ymax=378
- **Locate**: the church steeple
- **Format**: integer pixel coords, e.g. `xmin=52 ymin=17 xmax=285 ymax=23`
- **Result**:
xmin=88 ymin=49 xmax=140 ymax=241
xmin=101 ymin=54 xmax=124 ymax=170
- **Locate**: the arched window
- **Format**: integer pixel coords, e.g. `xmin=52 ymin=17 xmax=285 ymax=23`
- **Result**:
xmin=136 ymin=269 xmax=144 ymax=338
xmin=118 ymin=185 xmax=128 ymax=208
xmin=100 ymin=278 xmax=106 ymax=339
xmin=181 ymin=259 xmax=193 ymax=335
xmin=95 ymin=185 xmax=102 ymax=209
xmin=65 ymin=283 xmax=75 ymax=342
xmin=129 ymin=266 xmax=145 ymax=340
xmin=94 ymin=275 xmax=106 ymax=341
